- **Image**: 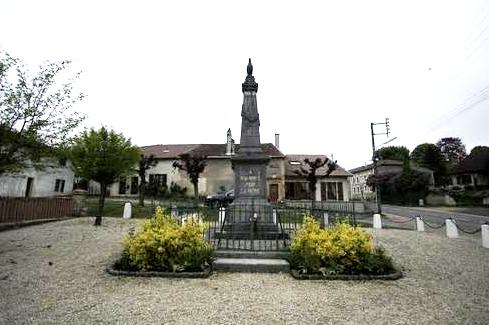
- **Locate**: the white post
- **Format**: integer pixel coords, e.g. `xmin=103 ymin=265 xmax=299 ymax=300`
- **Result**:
xmin=446 ymin=219 xmax=458 ymax=238
xmin=272 ymin=209 xmax=277 ymax=224
xmin=323 ymin=212 xmax=329 ymax=227
xmin=373 ymin=213 xmax=382 ymax=229
xmin=171 ymin=205 xmax=178 ymax=218
xmin=416 ymin=216 xmax=425 ymax=232
xmin=481 ymin=224 xmax=489 ymax=249
xmin=218 ymin=207 xmax=225 ymax=226
xmin=123 ymin=202 xmax=132 ymax=219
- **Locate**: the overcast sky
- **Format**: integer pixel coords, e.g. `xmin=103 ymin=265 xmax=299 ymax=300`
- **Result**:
xmin=1 ymin=0 xmax=488 ymax=170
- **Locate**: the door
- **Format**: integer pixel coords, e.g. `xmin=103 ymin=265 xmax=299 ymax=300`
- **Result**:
xmin=269 ymin=184 xmax=279 ymax=203
xmin=25 ymin=177 xmax=34 ymax=197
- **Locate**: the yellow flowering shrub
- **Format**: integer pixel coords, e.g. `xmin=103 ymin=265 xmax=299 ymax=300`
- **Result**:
xmin=123 ymin=207 xmax=213 ymax=272
xmin=290 ymin=215 xmax=393 ymax=275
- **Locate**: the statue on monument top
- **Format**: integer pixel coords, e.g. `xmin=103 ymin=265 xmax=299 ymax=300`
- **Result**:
xmin=242 ymin=58 xmax=258 ymax=93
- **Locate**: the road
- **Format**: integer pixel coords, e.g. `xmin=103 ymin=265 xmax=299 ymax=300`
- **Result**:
xmin=382 ymin=204 xmax=489 ymax=230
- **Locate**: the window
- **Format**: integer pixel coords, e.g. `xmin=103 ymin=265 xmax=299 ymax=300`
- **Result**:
xmin=320 ymin=182 xmax=344 ymax=201
xmin=285 ymin=182 xmax=310 ymax=200
xmin=456 ymin=175 xmax=472 ymax=185
xmin=130 ymin=177 xmax=139 ymax=194
xmin=149 ymin=174 xmax=167 ymax=188
xmin=54 ymin=179 xmax=65 ymax=193
xmin=119 ymin=177 xmax=127 ymax=194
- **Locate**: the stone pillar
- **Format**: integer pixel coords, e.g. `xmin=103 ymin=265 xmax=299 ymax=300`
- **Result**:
xmin=373 ymin=213 xmax=382 ymax=229
xmin=323 ymin=212 xmax=329 ymax=227
xmin=416 ymin=216 xmax=425 ymax=232
xmin=482 ymin=224 xmax=489 ymax=249
xmin=123 ymin=202 xmax=132 ymax=219
xmin=446 ymin=219 xmax=458 ymax=238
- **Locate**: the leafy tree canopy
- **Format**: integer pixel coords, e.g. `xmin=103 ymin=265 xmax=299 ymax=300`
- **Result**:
xmin=70 ymin=127 xmax=140 ymax=218
xmin=411 ymin=143 xmax=446 ymax=172
xmin=0 ymin=50 xmax=85 ymax=174
xmin=375 ymin=146 xmax=410 ymax=162
xmin=470 ymin=146 xmax=489 ymax=156
xmin=436 ymin=137 xmax=466 ymax=171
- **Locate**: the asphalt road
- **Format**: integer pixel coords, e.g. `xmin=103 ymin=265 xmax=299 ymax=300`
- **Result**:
xmin=382 ymin=204 xmax=489 ymax=230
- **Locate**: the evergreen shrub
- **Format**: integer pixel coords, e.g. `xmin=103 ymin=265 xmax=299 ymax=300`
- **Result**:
xmin=290 ymin=216 xmax=395 ymax=275
xmin=121 ymin=207 xmax=213 ymax=272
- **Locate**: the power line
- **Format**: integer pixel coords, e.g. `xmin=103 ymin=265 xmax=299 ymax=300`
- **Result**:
xmin=427 ymin=84 xmax=489 ymax=134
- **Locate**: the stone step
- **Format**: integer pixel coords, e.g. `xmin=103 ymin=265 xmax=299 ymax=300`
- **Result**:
xmin=214 ymin=250 xmax=290 ymax=259
xmin=213 ymin=257 xmax=290 ymax=273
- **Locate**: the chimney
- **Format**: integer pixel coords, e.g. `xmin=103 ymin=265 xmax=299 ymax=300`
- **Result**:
xmin=274 ymin=133 xmax=280 ymax=149
xmin=226 ymin=128 xmax=232 ymax=155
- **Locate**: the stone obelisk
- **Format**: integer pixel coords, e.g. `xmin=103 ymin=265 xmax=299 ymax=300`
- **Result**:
xmin=231 ymin=59 xmax=272 ymax=222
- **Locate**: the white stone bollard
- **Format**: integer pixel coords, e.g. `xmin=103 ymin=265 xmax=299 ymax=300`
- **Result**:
xmin=323 ymin=212 xmax=329 ymax=227
xmin=446 ymin=219 xmax=458 ymax=238
xmin=482 ymin=224 xmax=489 ymax=249
xmin=373 ymin=214 xmax=382 ymax=229
xmin=123 ymin=202 xmax=132 ymax=219
xmin=171 ymin=205 xmax=178 ymax=218
xmin=416 ymin=216 xmax=425 ymax=232
xmin=272 ymin=209 xmax=277 ymax=225
xmin=218 ymin=207 xmax=225 ymax=226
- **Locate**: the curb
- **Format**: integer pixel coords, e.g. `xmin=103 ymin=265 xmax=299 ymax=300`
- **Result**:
xmin=290 ymin=268 xmax=403 ymax=280
xmin=106 ymin=264 xmax=212 ymax=278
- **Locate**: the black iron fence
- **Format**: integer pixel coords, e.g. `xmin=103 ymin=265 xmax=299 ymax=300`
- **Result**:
xmin=164 ymin=202 xmax=359 ymax=251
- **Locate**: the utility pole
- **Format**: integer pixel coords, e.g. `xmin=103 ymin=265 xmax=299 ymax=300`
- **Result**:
xmin=370 ymin=118 xmax=390 ymax=214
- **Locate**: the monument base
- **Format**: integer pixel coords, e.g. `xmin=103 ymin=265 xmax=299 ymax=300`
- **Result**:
xmin=216 ymin=197 xmax=287 ymax=240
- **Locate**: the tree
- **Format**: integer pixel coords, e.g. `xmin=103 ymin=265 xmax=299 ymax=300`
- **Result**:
xmin=436 ymin=137 xmax=466 ymax=172
xmin=0 ymin=51 xmax=85 ymax=174
xmin=136 ymin=154 xmax=157 ymax=206
xmin=70 ymin=127 xmax=140 ymax=225
xmin=367 ymin=168 xmax=431 ymax=205
xmin=470 ymin=146 xmax=489 ymax=156
xmin=411 ymin=143 xmax=447 ymax=186
xmin=375 ymin=146 xmax=410 ymax=162
xmin=172 ymin=154 xmax=207 ymax=199
xmin=293 ymin=157 xmax=336 ymax=200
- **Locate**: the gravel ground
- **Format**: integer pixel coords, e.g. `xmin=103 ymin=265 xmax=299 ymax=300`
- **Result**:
xmin=0 ymin=217 xmax=488 ymax=325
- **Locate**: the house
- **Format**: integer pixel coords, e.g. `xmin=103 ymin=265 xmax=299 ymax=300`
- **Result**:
xmin=450 ymin=149 xmax=489 ymax=188
xmin=96 ymin=130 xmax=352 ymax=202
xmin=0 ymin=159 xmax=75 ymax=197
xmin=349 ymin=160 xmax=435 ymax=200
xmin=284 ymin=155 xmax=351 ymax=201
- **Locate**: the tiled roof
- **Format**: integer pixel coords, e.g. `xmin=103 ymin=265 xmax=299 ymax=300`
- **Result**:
xmin=140 ymin=144 xmax=201 ymax=159
xmin=141 ymin=143 xmax=285 ymax=159
xmin=285 ymin=155 xmax=351 ymax=177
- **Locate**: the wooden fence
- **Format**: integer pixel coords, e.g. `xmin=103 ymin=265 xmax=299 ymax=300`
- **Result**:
xmin=0 ymin=197 xmax=76 ymax=224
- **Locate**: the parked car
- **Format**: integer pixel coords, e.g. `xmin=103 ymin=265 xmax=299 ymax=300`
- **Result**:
xmin=205 ymin=189 xmax=234 ymax=207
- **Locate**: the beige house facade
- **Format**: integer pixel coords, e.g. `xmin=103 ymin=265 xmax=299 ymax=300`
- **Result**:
xmin=96 ymin=132 xmax=351 ymax=202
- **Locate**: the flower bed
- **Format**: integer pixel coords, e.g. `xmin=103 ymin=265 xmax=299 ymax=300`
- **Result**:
xmin=108 ymin=207 xmax=213 ymax=277
xmin=289 ymin=216 xmax=401 ymax=280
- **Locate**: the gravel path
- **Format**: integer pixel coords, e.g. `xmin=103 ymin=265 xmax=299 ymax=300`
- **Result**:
xmin=1 ymin=217 xmax=488 ymax=325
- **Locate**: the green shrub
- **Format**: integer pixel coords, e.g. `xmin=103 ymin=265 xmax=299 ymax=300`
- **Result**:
xmin=290 ymin=216 xmax=395 ymax=275
xmin=122 ymin=207 xmax=213 ymax=272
